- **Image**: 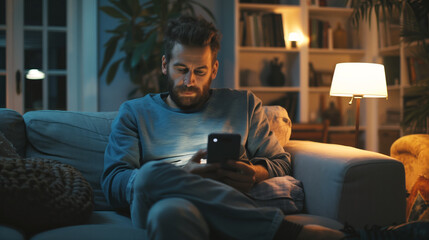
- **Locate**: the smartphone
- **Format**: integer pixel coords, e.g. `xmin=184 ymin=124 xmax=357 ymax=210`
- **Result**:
xmin=207 ymin=133 xmax=241 ymax=164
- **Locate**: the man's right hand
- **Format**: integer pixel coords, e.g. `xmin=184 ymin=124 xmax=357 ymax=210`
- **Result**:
xmin=183 ymin=149 xmax=221 ymax=179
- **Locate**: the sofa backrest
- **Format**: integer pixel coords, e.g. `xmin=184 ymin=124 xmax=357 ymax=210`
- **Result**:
xmin=1 ymin=105 xmax=291 ymax=211
xmin=23 ymin=110 xmax=118 ymax=210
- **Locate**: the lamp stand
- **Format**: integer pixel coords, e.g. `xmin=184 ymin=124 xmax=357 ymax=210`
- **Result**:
xmin=354 ymin=97 xmax=361 ymax=148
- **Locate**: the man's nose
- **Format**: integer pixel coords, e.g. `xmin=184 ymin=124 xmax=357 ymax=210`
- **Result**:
xmin=184 ymin=71 xmax=196 ymax=86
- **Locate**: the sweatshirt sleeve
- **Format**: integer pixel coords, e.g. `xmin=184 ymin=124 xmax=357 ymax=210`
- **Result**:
xmin=245 ymin=93 xmax=292 ymax=177
xmin=101 ymin=103 xmax=140 ymax=208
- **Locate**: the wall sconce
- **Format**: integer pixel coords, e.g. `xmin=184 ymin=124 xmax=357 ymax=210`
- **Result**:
xmin=26 ymin=69 xmax=45 ymax=80
xmin=288 ymin=32 xmax=300 ymax=48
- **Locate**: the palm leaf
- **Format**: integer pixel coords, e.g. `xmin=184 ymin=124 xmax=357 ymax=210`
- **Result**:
xmin=131 ymin=31 xmax=157 ymax=68
xmin=189 ymin=0 xmax=215 ymax=21
xmin=100 ymin=6 xmax=127 ymax=19
xmin=99 ymin=35 xmax=122 ymax=76
xmin=106 ymin=58 xmax=124 ymax=85
xmin=110 ymin=0 xmax=132 ymax=16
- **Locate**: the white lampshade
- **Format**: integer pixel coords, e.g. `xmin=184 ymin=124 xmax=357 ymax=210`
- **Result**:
xmin=330 ymin=63 xmax=388 ymax=98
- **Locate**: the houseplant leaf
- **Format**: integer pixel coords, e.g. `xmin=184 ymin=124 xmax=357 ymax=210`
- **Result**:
xmin=106 ymin=58 xmax=124 ymax=85
xmin=131 ymin=31 xmax=157 ymax=68
xmin=189 ymin=0 xmax=216 ymax=22
xmin=99 ymin=6 xmax=127 ymax=20
xmin=111 ymin=0 xmax=133 ymax=16
xmin=99 ymin=35 xmax=121 ymax=76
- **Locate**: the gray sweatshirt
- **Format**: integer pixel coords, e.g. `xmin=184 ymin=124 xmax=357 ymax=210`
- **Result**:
xmin=101 ymin=88 xmax=292 ymax=208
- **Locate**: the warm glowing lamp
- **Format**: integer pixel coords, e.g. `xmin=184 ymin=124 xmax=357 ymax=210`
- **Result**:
xmin=330 ymin=62 xmax=388 ymax=147
xmin=288 ymin=32 xmax=300 ymax=48
xmin=26 ymin=69 xmax=45 ymax=80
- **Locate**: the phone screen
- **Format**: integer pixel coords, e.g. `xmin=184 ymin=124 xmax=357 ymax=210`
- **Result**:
xmin=207 ymin=133 xmax=241 ymax=164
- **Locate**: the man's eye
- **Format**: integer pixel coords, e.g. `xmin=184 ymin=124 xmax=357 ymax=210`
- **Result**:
xmin=177 ymin=68 xmax=188 ymax=73
xmin=195 ymin=70 xmax=206 ymax=76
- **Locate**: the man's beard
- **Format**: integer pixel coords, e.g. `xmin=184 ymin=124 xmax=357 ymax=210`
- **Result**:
xmin=167 ymin=71 xmax=212 ymax=111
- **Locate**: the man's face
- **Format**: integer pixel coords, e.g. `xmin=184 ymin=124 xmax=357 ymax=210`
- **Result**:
xmin=162 ymin=43 xmax=219 ymax=110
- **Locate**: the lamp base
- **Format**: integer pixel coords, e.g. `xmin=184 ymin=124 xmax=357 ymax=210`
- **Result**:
xmin=355 ymin=98 xmax=361 ymax=148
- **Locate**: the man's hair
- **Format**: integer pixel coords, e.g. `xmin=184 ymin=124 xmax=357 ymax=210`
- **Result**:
xmin=164 ymin=15 xmax=221 ymax=64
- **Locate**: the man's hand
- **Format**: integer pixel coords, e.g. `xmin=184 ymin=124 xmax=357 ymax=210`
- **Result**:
xmin=183 ymin=149 xmax=221 ymax=179
xmin=217 ymin=161 xmax=257 ymax=193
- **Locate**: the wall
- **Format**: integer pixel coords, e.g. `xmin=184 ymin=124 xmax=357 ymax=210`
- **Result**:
xmin=97 ymin=0 xmax=230 ymax=111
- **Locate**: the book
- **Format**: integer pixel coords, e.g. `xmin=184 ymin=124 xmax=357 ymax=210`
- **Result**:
xmin=309 ymin=18 xmax=330 ymax=48
xmin=383 ymin=56 xmax=400 ymax=85
xmin=273 ymin=13 xmax=286 ymax=47
xmin=407 ymin=56 xmax=429 ymax=85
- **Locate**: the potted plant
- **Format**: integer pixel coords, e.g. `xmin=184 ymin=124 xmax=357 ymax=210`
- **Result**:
xmin=99 ymin=0 xmax=215 ymax=97
xmin=347 ymin=0 xmax=429 ymax=134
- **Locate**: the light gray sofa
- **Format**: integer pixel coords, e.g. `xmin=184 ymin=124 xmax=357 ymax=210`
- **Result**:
xmin=0 ymin=107 xmax=406 ymax=239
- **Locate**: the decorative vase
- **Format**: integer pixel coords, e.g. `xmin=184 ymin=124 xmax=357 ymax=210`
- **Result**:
xmin=267 ymin=58 xmax=285 ymax=86
xmin=333 ymin=22 xmax=347 ymax=49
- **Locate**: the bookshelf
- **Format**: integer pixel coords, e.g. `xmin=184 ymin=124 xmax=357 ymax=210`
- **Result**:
xmin=236 ymin=2 xmax=303 ymax=122
xmin=231 ymin=0 xmax=377 ymax=149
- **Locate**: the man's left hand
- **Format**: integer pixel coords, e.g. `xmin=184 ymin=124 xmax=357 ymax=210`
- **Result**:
xmin=217 ymin=161 xmax=256 ymax=193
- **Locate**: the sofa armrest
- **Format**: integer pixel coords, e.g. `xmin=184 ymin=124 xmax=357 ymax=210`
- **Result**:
xmin=285 ymin=140 xmax=406 ymax=228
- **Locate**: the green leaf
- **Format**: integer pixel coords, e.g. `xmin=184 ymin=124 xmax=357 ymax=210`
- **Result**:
xmin=106 ymin=58 xmax=123 ymax=85
xmin=106 ymin=25 xmax=129 ymax=35
xmin=100 ymin=6 xmax=127 ymax=19
xmin=99 ymin=35 xmax=121 ymax=76
xmin=131 ymin=31 xmax=157 ymax=68
xmin=128 ymin=0 xmax=141 ymax=17
xmin=189 ymin=0 xmax=216 ymax=22
xmin=111 ymin=0 xmax=132 ymax=16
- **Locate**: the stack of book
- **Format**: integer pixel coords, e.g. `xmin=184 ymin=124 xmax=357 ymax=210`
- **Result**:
xmin=240 ymin=11 xmax=286 ymax=47
xmin=309 ymin=18 xmax=331 ymax=48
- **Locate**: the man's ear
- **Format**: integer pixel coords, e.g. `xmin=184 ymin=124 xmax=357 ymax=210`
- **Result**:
xmin=211 ymin=60 xmax=219 ymax=79
xmin=161 ymin=55 xmax=167 ymax=75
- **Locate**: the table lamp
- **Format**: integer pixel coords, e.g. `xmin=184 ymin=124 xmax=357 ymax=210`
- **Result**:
xmin=330 ymin=62 xmax=388 ymax=147
xmin=288 ymin=32 xmax=300 ymax=48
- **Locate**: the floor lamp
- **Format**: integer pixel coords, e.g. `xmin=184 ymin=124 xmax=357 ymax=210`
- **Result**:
xmin=330 ymin=63 xmax=388 ymax=148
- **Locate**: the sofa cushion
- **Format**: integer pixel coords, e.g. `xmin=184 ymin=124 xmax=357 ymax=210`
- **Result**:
xmin=23 ymin=111 xmax=118 ymax=210
xmin=264 ymin=105 xmax=292 ymax=147
xmin=0 ymin=225 xmax=25 ymax=240
xmin=0 ymin=157 xmax=94 ymax=233
xmin=85 ymin=211 xmax=132 ymax=225
xmin=0 ymin=108 xmax=26 ymax=157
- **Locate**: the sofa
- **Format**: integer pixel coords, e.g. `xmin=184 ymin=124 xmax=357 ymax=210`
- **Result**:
xmin=0 ymin=106 xmax=406 ymax=239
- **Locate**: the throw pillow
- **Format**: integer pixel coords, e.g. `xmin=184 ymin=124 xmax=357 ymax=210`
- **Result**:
xmin=263 ymin=106 xmax=292 ymax=147
xmin=0 ymin=131 xmax=20 ymax=158
xmin=0 ymin=132 xmax=94 ymax=233
xmin=247 ymin=176 xmax=304 ymax=214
